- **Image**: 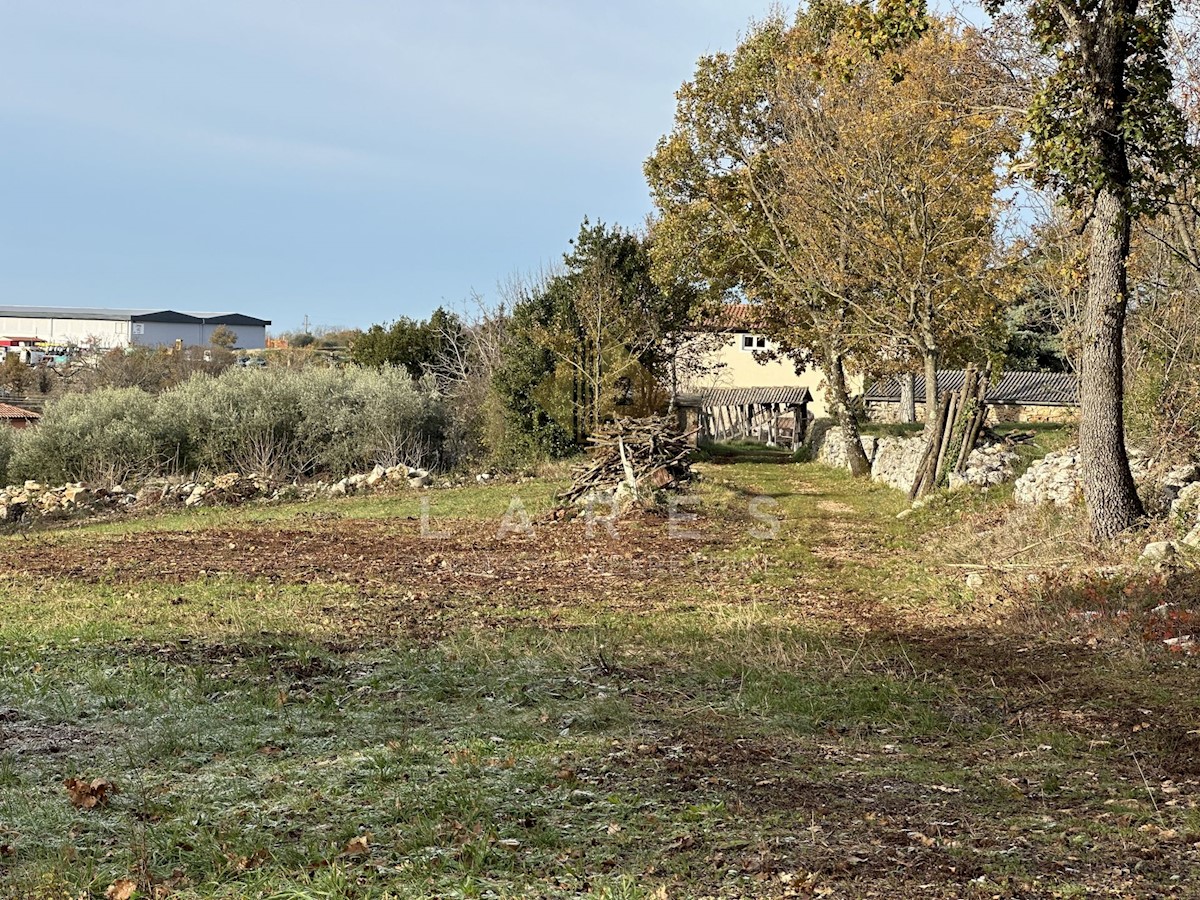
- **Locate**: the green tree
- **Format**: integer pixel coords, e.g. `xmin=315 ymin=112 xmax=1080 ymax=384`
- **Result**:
xmin=1002 ymin=208 xmax=1084 ymax=373
xmin=0 ymin=353 xmax=31 ymax=395
xmin=493 ymin=220 xmax=700 ymax=450
xmin=352 ymin=308 xmax=462 ymax=379
xmin=491 ymin=274 xmax=575 ymax=460
xmin=209 ymin=325 xmax=238 ymax=350
xmin=990 ymin=0 xmax=1191 ymax=537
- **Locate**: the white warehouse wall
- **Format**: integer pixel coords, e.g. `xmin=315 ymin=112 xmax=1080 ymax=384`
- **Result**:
xmin=0 ymin=316 xmax=130 ymax=349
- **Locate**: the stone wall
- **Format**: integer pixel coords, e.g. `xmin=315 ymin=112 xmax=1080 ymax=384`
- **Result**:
xmin=1011 ymin=448 xmax=1200 ymax=511
xmin=808 ymin=422 xmax=1017 ymax=494
xmin=866 ymin=400 xmax=1078 ymax=425
xmin=989 ymin=404 xmax=1078 ymax=425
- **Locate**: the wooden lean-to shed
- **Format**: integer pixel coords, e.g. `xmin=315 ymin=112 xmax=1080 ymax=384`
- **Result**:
xmin=676 ymin=386 xmax=812 ymax=448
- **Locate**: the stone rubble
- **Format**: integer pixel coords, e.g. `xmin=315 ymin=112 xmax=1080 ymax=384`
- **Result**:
xmin=0 ymin=480 xmax=135 ymax=523
xmin=1012 ymin=447 xmax=1171 ymax=508
xmin=0 ymin=462 xmax=437 ymax=525
xmin=1011 ymin=448 xmax=1200 ymax=562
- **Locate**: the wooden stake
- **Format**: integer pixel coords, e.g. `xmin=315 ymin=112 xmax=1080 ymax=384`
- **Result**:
xmin=933 ymin=390 xmax=959 ymax=486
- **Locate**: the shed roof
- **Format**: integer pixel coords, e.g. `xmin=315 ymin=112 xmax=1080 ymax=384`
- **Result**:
xmin=865 ymin=370 xmax=1078 ymax=406
xmin=699 ymin=386 xmax=813 ymax=407
xmin=0 ymin=402 xmax=39 ymax=420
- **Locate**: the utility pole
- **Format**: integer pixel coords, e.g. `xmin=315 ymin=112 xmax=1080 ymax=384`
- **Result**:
xmin=302 ymin=315 xmax=311 ymax=334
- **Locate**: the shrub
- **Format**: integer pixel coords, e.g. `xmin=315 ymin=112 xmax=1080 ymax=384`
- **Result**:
xmin=12 ymin=368 xmax=453 ymax=485
xmin=0 ymin=426 xmax=13 ymax=486
xmin=11 ymin=389 xmax=166 ymax=485
xmin=169 ymin=369 xmax=309 ymax=480
xmin=296 ymin=368 xmax=447 ymax=474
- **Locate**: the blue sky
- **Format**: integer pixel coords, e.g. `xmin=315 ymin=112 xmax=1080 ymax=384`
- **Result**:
xmin=0 ymin=1 xmax=779 ymax=333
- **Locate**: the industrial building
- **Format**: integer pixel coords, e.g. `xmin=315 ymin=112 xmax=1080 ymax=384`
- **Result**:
xmin=0 ymin=306 xmax=271 ymax=351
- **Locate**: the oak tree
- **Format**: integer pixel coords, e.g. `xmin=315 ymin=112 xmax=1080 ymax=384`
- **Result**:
xmin=990 ymin=0 xmax=1190 ymax=537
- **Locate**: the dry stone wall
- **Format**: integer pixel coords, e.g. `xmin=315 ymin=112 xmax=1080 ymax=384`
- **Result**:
xmin=808 ymin=423 xmax=1018 ymax=494
xmin=1012 ymin=448 xmax=1153 ymax=507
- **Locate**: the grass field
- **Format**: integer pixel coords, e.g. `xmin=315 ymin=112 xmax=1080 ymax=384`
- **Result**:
xmin=1 ymin=444 xmax=1199 ymax=898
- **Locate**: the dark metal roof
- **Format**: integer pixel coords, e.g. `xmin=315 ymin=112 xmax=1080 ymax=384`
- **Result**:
xmin=699 ymin=386 xmax=813 ymax=407
xmin=132 ymin=311 xmax=203 ymax=324
xmin=188 ymin=312 xmax=273 ymax=327
xmin=865 ymin=370 xmax=1078 ymax=406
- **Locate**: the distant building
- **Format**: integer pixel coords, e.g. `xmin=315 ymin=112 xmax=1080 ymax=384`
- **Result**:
xmin=0 ymin=306 xmax=271 ymax=351
xmin=677 ymin=304 xmax=861 ymax=421
xmin=672 ymin=304 xmax=865 ymax=445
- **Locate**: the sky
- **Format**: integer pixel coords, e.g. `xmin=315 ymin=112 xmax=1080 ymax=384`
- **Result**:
xmin=0 ymin=1 xmax=782 ymax=334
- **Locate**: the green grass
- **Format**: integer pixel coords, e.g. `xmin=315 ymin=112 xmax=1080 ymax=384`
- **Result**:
xmin=1 ymin=448 xmax=1198 ymax=898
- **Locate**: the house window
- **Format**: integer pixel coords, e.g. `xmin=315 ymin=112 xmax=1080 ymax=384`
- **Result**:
xmin=740 ymin=334 xmax=767 ymax=351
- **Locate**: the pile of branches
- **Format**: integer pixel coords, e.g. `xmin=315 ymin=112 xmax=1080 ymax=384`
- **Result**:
xmin=558 ymin=416 xmax=695 ymax=505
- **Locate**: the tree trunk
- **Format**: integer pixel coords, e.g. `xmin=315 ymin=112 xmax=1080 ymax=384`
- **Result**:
xmin=898 ymin=372 xmax=916 ymax=423
xmin=1080 ymin=187 xmax=1143 ymax=539
xmin=823 ymin=342 xmax=871 ymax=476
xmin=921 ymin=349 xmax=939 ymax=430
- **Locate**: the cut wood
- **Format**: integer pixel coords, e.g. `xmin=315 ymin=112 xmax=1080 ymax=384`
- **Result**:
xmin=557 ymin=416 xmax=696 ymax=506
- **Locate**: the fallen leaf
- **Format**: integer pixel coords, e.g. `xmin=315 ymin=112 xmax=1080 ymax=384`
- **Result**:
xmin=105 ymin=879 xmax=137 ymax=900
xmin=64 ymin=777 xmax=118 ymax=809
xmin=341 ymin=833 xmax=370 ymax=856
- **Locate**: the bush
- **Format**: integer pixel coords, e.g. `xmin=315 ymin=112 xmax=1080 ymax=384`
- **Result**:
xmin=8 ymin=368 xmax=453 ymax=486
xmin=296 ymin=368 xmax=447 ymax=475
xmin=10 ymin=388 xmax=174 ymax=485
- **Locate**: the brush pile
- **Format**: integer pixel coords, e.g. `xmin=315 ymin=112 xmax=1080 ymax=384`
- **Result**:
xmin=558 ymin=416 xmax=695 ymax=506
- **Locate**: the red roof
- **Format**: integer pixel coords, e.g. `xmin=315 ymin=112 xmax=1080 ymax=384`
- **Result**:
xmin=0 ymin=402 xmax=39 ymax=420
xmin=700 ymin=303 xmax=759 ymax=332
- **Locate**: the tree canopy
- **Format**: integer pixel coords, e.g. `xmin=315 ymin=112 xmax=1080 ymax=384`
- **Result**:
xmin=352 ymin=308 xmax=462 ymax=379
xmin=645 ymin=0 xmax=1015 ymax=471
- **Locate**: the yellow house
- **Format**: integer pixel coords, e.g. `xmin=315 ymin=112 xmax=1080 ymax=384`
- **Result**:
xmin=677 ymin=305 xmax=862 ymax=421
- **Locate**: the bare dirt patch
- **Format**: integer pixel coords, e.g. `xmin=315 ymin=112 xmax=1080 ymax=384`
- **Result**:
xmin=1 ymin=515 xmax=727 ymax=595
xmin=0 ymin=708 xmax=91 ymax=756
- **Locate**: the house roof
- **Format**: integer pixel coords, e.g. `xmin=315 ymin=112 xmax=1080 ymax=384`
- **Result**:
xmin=0 ymin=402 xmax=39 ymax=420
xmin=691 ymin=303 xmax=759 ymax=333
xmin=0 ymin=306 xmax=270 ymax=326
xmin=865 ymin=370 xmax=1078 ymax=406
xmin=699 ymin=386 xmax=813 ymax=407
